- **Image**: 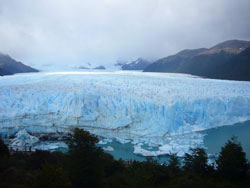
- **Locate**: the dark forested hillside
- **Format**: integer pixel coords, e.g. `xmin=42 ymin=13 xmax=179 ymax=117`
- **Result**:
xmin=211 ymin=47 xmax=250 ymax=81
xmin=1 ymin=130 xmax=250 ymax=188
xmin=179 ymin=51 xmax=234 ymax=77
xmin=144 ymin=48 xmax=207 ymax=72
xmin=0 ymin=53 xmax=38 ymax=76
xmin=144 ymin=40 xmax=250 ymax=81
xmin=0 ymin=67 xmax=12 ymax=76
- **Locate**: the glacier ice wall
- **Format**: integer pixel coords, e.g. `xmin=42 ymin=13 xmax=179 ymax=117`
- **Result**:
xmin=0 ymin=71 xmax=250 ymax=141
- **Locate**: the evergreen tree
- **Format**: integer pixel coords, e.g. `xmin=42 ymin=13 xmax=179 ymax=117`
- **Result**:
xmin=66 ymin=128 xmax=103 ymax=188
xmin=184 ymin=147 xmax=208 ymax=174
xmin=35 ymin=163 xmax=72 ymax=188
xmin=216 ymin=136 xmax=248 ymax=180
xmin=183 ymin=153 xmax=193 ymax=171
xmin=168 ymin=153 xmax=180 ymax=172
xmin=0 ymin=138 xmax=9 ymax=159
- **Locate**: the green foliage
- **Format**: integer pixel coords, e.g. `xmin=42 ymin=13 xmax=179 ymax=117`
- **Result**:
xmin=35 ymin=163 xmax=72 ymax=188
xmin=168 ymin=153 xmax=180 ymax=173
xmin=66 ymin=128 xmax=100 ymax=154
xmin=184 ymin=147 xmax=208 ymax=174
xmin=1 ymin=134 xmax=250 ymax=188
xmin=28 ymin=150 xmax=56 ymax=170
xmin=0 ymin=138 xmax=9 ymax=159
xmin=66 ymin=128 xmax=104 ymax=188
xmin=100 ymin=152 xmax=125 ymax=177
xmin=0 ymin=139 xmax=10 ymax=173
xmin=216 ymin=136 xmax=248 ymax=180
xmin=128 ymin=157 xmax=169 ymax=187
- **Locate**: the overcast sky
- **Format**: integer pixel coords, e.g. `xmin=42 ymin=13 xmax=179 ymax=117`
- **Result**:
xmin=0 ymin=0 xmax=250 ymax=68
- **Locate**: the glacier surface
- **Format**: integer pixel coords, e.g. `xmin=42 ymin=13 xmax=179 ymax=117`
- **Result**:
xmin=1 ymin=71 xmax=250 ymax=156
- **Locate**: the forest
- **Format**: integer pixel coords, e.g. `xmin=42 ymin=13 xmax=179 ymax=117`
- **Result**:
xmin=0 ymin=128 xmax=250 ymax=188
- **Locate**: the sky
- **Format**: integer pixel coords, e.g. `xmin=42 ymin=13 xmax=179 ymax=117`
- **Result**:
xmin=0 ymin=0 xmax=250 ymax=69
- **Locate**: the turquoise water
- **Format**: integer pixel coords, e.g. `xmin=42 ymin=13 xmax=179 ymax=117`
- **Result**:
xmin=99 ymin=141 xmax=170 ymax=163
xmin=4 ymin=121 xmax=249 ymax=163
xmin=203 ymin=121 xmax=250 ymax=159
xmin=40 ymin=121 xmax=250 ymax=162
xmin=99 ymin=121 xmax=250 ymax=162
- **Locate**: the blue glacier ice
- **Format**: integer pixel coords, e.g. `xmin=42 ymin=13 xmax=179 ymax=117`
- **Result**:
xmin=0 ymin=71 xmax=250 ymax=156
xmin=11 ymin=129 xmax=39 ymax=148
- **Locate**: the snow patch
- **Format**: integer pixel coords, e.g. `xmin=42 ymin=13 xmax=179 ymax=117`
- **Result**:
xmin=34 ymin=141 xmax=68 ymax=151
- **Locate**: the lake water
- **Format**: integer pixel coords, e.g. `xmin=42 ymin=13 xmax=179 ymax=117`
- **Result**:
xmin=100 ymin=121 xmax=250 ymax=162
xmin=8 ymin=120 xmax=249 ymax=164
xmin=99 ymin=141 xmax=170 ymax=163
xmin=203 ymin=120 xmax=250 ymax=159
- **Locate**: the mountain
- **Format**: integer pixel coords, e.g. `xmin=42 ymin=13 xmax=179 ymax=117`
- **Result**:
xmin=78 ymin=66 xmax=90 ymax=70
xmin=114 ymin=60 xmax=127 ymax=67
xmin=122 ymin=58 xmax=152 ymax=70
xmin=144 ymin=40 xmax=250 ymax=81
xmin=144 ymin=48 xmax=207 ymax=73
xmin=93 ymin=65 xmax=106 ymax=70
xmin=0 ymin=67 xmax=12 ymax=76
xmin=200 ymin=40 xmax=250 ymax=55
xmin=211 ymin=47 xmax=250 ymax=81
xmin=0 ymin=53 xmax=38 ymax=76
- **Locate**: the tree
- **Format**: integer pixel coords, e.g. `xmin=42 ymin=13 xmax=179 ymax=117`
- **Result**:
xmin=35 ymin=163 xmax=72 ymax=188
xmin=168 ymin=153 xmax=180 ymax=173
xmin=66 ymin=128 xmax=100 ymax=154
xmin=66 ymin=128 xmax=103 ymax=188
xmin=28 ymin=150 xmax=56 ymax=170
xmin=184 ymin=147 xmax=208 ymax=174
xmin=216 ymin=136 xmax=248 ymax=180
xmin=0 ymin=138 xmax=10 ymax=172
xmin=0 ymin=138 xmax=9 ymax=159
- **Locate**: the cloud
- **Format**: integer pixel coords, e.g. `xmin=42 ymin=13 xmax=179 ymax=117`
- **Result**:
xmin=0 ymin=0 xmax=250 ymax=67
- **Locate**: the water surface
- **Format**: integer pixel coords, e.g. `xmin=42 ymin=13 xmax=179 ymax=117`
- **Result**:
xmin=100 ymin=121 xmax=250 ymax=162
xmin=203 ymin=121 xmax=250 ymax=159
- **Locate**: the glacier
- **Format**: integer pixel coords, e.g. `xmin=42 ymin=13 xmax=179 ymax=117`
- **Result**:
xmin=0 ymin=71 xmax=250 ymax=156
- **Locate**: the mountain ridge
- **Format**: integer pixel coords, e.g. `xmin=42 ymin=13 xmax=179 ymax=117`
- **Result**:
xmin=0 ymin=53 xmax=39 ymax=76
xmin=122 ymin=58 xmax=152 ymax=70
xmin=144 ymin=39 xmax=250 ymax=81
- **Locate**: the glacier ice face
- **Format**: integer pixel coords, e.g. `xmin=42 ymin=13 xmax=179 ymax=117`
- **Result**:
xmin=133 ymin=133 xmax=205 ymax=157
xmin=33 ymin=141 xmax=68 ymax=151
xmin=0 ymin=71 xmax=250 ymax=155
xmin=103 ymin=146 xmax=114 ymax=152
xmin=11 ymin=129 xmax=39 ymax=148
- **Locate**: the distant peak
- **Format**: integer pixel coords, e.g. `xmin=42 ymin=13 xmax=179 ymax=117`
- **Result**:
xmin=200 ymin=39 xmax=250 ymax=55
xmin=176 ymin=48 xmax=208 ymax=58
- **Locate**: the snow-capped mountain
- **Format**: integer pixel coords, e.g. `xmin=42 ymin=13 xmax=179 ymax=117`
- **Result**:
xmin=121 ymin=58 xmax=152 ymax=70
